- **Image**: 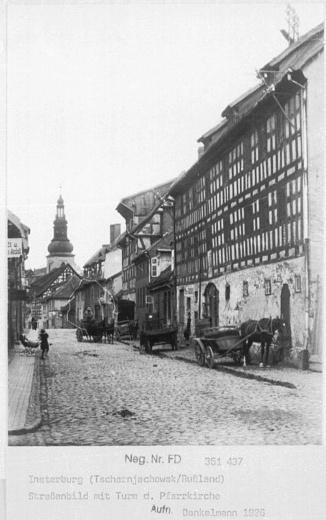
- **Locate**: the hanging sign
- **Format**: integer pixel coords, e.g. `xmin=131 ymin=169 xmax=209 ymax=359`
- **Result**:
xmin=8 ymin=238 xmax=22 ymax=258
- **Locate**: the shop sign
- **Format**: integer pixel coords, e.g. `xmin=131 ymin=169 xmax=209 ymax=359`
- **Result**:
xmin=8 ymin=238 xmax=22 ymax=257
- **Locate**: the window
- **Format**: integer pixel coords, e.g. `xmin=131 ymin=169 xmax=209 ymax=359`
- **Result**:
xmin=264 ymin=279 xmax=272 ymax=296
xmin=260 ymin=196 xmax=269 ymax=229
xmin=151 ymin=257 xmax=158 ymax=277
xmin=225 ymin=283 xmax=230 ymax=302
xmin=244 ymin=204 xmax=253 ymax=235
xmin=243 ymin=281 xmax=249 ymax=297
xmin=277 ymin=186 xmax=287 ymax=222
xmin=295 ymin=274 xmax=302 ymax=293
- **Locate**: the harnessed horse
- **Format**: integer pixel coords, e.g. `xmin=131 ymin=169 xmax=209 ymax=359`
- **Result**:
xmin=240 ymin=317 xmax=287 ymax=366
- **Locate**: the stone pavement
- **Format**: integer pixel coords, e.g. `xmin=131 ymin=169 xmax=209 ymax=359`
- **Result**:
xmin=124 ymin=338 xmax=320 ymax=390
xmin=9 ymin=329 xmax=322 ymax=446
xmin=8 ymin=345 xmax=41 ymax=435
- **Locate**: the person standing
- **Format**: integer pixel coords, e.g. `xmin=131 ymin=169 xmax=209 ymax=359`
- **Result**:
xmin=39 ymin=329 xmax=49 ymax=360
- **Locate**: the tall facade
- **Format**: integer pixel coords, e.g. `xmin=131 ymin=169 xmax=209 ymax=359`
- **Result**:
xmin=47 ymin=195 xmax=77 ymax=273
xmin=170 ymin=24 xmax=323 ymax=364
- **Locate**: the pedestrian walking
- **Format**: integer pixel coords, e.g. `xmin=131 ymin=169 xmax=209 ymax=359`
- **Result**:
xmin=39 ymin=329 xmax=50 ymax=359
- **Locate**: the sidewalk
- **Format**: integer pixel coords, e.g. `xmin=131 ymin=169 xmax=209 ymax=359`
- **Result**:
xmin=8 ymin=343 xmax=42 ymax=435
xmin=123 ymin=338 xmax=322 ymax=390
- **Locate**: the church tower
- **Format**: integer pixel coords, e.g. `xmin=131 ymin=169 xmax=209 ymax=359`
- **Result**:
xmin=47 ymin=195 xmax=77 ymax=273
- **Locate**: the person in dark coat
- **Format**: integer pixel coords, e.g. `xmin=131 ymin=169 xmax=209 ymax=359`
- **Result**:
xmin=31 ymin=317 xmax=37 ymax=330
xmin=184 ymin=312 xmax=191 ymax=345
xmin=39 ymin=329 xmax=49 ymax=359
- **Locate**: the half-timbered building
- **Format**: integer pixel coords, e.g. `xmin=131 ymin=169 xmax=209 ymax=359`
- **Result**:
xmin=116 ymin=180 xmax=175 ymax=305
xmin=134 ymin=231 xmax=174 ymax=329
xmin=29 ymin=262 xmax=80 ymax=328
xmin=170 ymin=24 xmax=323 ymax=364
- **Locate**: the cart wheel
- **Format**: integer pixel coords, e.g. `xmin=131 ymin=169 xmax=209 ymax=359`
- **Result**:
xmin=194 ymin=344 xmax=205 ymax=367
xmin=206 ymin=346 xmax=215 ymax=369
xmin=76 ymin=328 xmax=83 ymax=342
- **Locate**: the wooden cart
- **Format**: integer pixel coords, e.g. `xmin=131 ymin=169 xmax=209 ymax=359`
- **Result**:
xmin=193 ymin=326 xmax=243 ymax=368
xmin=139 ymin=314 xmax=178 ymax=354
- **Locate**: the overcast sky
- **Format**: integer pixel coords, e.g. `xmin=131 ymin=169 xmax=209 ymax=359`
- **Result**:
xmin=6 ymin=1 xmax=325 ymax=270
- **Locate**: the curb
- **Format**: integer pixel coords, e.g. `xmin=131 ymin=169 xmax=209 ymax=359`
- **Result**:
xmin=9 ymin=355 xmax=43 ymax=436
xmin=8 ymin=418 xmax=42 ymax=436
xmin=160 ymin=353 xmax=297 ymax=390
xmin=121 ymin=340 xmax=297 ymax=390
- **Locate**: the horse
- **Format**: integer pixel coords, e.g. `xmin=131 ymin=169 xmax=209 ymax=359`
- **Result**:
xmin=239 ymin=317 xmax=287 ymax=367
xmin=128 ymin=320 xmax=138 ymax=340
xmin=101 ymin=319 xmax=115 ymax=344
xmin=81 ymin=317 xmax=102 ymax=342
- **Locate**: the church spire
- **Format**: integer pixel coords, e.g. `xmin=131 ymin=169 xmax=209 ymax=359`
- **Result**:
xmin=47 ymin=194 xmax=76 ymax=272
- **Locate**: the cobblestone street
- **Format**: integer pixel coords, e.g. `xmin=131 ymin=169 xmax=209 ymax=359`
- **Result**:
xmin=9 ymin=329 xmax=322 ymax=446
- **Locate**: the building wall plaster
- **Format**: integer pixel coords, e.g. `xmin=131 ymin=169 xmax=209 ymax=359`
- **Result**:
xmin=177 ymin=257 xmax=306 ymax=353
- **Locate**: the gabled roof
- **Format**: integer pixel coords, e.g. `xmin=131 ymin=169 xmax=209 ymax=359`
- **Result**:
xmin=116 ymin=189 xmax=174 ymax=248
xmin=116 ymin=179 xmax=175 ymax=221
xmin=148 ymin=265 xmax=174 ymax=290
xmin=83 ymin=245 xmax=110 ymax=268
xmin=30 ymin=263 xmax=80 ymax=297
xmin=45 ymin=275 xmax=81 ymax=301
xmin=170 ymin=22 xmax=324 ymax=196
xmin=74 ymin=278 xmax=106 ymax=293
xmin=261 ymin=22 xmax=323 ymax=72
xmin=133 ymin=231 xmax=174 ymax=263
xmin=8 ymin=210 xmax=30 ymax=255
xmin=7 ymin=210 xmax=30 ymax=238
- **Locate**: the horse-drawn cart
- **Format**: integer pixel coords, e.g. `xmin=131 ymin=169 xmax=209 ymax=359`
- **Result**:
xmin=193 ymin=326 xmax=243 ymax=368
xmin=76 ymin=317 xmax=114 ymax=343
xmin=139 ymin=314 xmax=178 ymax=354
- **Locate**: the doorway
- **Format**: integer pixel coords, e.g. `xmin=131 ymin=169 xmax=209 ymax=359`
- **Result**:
xmin=204 ymin=283 xmax=219 ymax=327
xmin=281 ymin=283 xmax=291 ymax=344
xmin=179 ymin=289 xmax=185 ymax=327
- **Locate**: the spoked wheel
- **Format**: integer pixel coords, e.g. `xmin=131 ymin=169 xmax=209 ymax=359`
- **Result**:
xmin=206 ymin=346 xmax=215 ymax=369
xmin=194 ymin=343 xmax=205 ymax=367
xmin=76 ymin=328 xmax=83 ymax=342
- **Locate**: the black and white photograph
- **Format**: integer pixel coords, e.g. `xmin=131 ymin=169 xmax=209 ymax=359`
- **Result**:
xmin=6 ymin=0 xmax=324 ymax=452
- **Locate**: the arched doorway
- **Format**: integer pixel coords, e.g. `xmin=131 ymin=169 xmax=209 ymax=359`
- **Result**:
xmin=281 ymin=283 xmax=291 ymax=345
xmin=204 ymin=283 xmax=219 ymax=327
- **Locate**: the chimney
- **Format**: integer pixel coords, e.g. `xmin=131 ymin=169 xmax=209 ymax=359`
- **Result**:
xmin=110 ymin=223 xmax=121 ymax=245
